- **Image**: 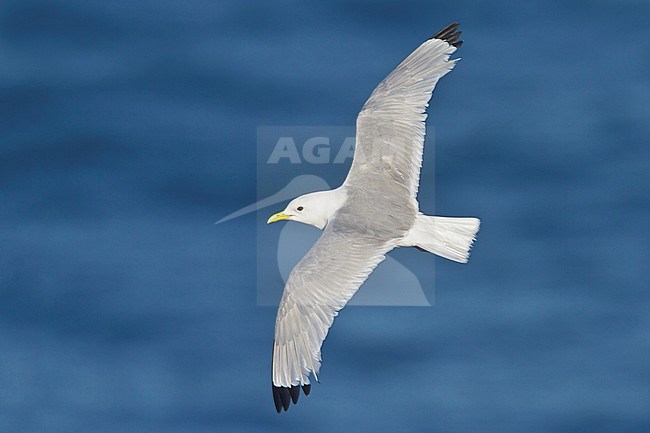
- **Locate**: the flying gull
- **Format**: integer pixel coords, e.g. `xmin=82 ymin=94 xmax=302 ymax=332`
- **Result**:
xmin=266 ymin=22 xmax=480 ymax=412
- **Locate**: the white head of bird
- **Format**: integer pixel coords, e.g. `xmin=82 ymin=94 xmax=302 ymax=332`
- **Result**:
xmin=267 ymin=188 xmax=347 ymax=230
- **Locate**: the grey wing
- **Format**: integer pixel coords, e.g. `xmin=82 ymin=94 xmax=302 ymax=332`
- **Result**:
xmin=346 ymin=23 xmax=463 ymax=202
xmin=272 ymin=220 xmax=397 ymax=412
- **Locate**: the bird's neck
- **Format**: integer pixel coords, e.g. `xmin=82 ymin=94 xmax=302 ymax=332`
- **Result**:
xmin=316 ymin=187 xmax=348 ymax=229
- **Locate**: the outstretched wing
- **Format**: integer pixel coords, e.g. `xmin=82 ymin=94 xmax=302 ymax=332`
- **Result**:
xmin=345 ymin=23 xmax=463 ymax=203
xmin=272 ymin=220 xmax=397 ymax=412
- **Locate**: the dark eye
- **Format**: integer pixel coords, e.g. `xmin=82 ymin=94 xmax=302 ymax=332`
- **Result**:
xmin=297 ymin=206 xmax=304 ymax=211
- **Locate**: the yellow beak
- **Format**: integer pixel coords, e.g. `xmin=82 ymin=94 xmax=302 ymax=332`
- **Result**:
xmin=267 ymin=211 xmax=291 ymax=224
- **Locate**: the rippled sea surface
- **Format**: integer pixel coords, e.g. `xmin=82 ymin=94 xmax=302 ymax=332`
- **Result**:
xmin=1 ymin=1 xmax=649 ymax=432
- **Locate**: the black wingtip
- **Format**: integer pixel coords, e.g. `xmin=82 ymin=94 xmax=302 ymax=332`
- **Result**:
xmin=289 ymin=386 xmax=300 ymax=404
xmin=280 ymin=387 xmax=291 ymax=411
xmin=272 ymin=386 xmax=283 ymax=413
xmin=273 ymin=384 xmax=312 ymax=413
xmin=431 ymin=22 xmax=463 ymax=48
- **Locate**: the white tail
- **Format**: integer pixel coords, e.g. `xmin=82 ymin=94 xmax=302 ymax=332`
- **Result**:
xmin=403 ymin=214 xmax=480 ymax=263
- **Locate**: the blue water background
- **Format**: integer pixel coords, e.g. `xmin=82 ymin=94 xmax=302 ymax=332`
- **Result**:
xmin=1 ymin=1 xmax=649 ymax=432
